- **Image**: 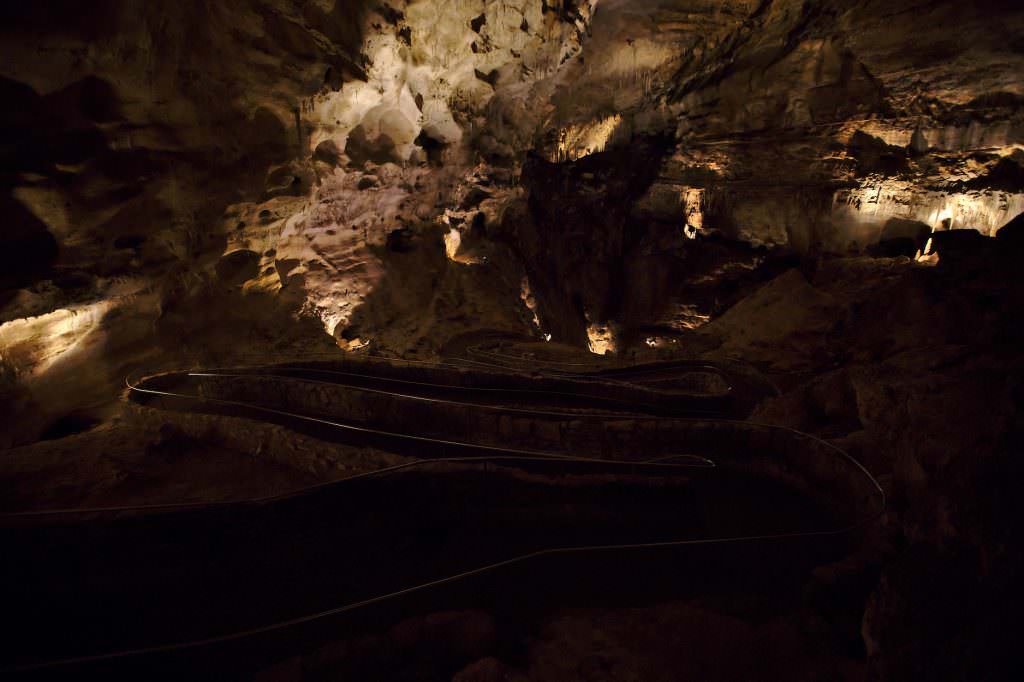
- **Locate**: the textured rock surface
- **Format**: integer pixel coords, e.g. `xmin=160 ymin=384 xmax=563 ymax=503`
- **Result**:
xmin=2 ymin=2 xmax=1024 ymax=679
xmin=4 ymin=0 xmax=1023 ymax=364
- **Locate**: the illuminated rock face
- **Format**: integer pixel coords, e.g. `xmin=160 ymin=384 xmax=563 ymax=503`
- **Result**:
xmin=1 ymin=0 xmax=1023 ymax=376
xmin=637 ymin=3 xmax=1024 ymax=252
xmin=0 ymin=0 xmax=593 ymax=414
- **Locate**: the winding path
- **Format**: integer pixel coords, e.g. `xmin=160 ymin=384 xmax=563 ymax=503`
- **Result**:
xmin=1 ymin=356 xmax=884 ymax=679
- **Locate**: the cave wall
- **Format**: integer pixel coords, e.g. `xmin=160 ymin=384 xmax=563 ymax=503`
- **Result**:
xmin=658 ymin=0 xmax=1024 ymax=245
xmin=507 ymin=0 xmax=1024 ymax=344
xmin=0 ymin=0 xmax=375 ymax=442
xmin=2 ymin=0 xmax=1023 ymax=418
xmin=0 ymin=0 xmax=600 ymax=441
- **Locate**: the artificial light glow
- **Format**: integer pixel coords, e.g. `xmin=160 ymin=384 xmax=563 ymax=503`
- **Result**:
xmin=551 ymin=114 xmax=623 ymax=163
xmin=916 ymin=237 xmax=940 ymax=265
xmin=662 ymin=304 xmax=711 ymax=331
xmin=444 ymin=228 xmax=462 ymax=260
xmin=683 ymin=187 xmax=704 ymax=235
xmin=586 ymin=323 xmax=616 ymax=355
xmin=834 ymin=182 xmax=1024 ymax=238
xmin=0 ymin=301 xmax=113 ymax=380
xmin=339 ymin=337 xmax=371 ymax=351
xmin=520 ymin=276 xmax=542 ymax=330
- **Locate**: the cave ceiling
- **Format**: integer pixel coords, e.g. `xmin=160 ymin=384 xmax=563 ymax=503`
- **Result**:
xmin=1 ymin=0 xmax=1023 ymax=413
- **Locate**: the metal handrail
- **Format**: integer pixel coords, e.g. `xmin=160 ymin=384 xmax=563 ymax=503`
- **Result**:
xmin=185 ymin=367 xmax=720 ymax=417
xmin=3 ymin=364 xmax=885 ymax=674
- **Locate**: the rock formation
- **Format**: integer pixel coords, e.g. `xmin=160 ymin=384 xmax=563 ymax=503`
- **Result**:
xmin=2 ymin=1 xmax=1023 ymax=679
